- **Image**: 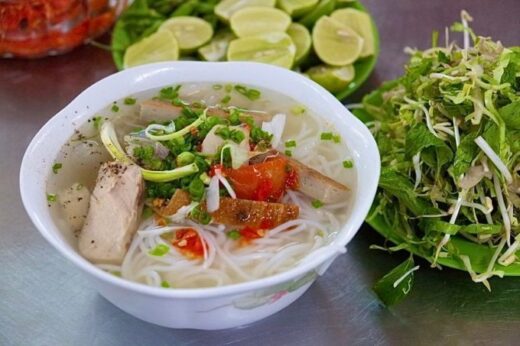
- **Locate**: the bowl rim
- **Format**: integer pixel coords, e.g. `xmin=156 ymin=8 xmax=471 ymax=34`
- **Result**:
xmin=20 ymin=61 xmax=380 ymax=299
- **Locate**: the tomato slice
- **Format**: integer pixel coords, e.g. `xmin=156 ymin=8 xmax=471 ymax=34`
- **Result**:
xmin=172 ymin=228 xmax=205 ymax=259
xmin=222 ymin=157 xmax=290 ymax=202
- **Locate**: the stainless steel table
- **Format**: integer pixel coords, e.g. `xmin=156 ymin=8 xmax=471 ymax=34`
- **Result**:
xmin=1 ymin=1 xmax=519 ymax=344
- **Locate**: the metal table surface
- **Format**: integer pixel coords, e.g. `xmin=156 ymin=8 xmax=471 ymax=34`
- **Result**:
xmin=1 ymin=1 xmax=519 ymax=345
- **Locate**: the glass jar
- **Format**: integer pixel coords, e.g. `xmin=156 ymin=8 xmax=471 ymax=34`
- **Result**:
xmin=0 ymin=0 xmax=127 ymax=58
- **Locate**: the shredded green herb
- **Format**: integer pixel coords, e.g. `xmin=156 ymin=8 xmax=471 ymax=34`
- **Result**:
xmin=355 ymin=12 xmax=520 ymax=303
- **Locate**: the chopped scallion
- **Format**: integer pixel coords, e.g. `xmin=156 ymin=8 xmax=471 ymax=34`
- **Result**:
xmin=311 ymin=199 xmax=323 ymax=208
xmin=149 ymin=244 xmax=170 ymax=256
xmin=52 ymin=163 xmax=62 ymax=174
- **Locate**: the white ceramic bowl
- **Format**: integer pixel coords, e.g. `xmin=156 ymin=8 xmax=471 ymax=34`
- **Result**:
xmin=20 ymin=62 xmax=380 ymax=330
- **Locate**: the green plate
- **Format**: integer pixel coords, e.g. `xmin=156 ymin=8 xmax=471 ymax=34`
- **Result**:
xmin=333 ymin=1 xmax=380 ymax=100
xmin=366 ymin=202 xmax=520 ymax=276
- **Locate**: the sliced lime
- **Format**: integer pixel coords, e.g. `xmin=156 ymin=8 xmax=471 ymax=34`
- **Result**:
xmin=298 ymin=0 xmax=335 ymax=28
xmin=227 ymin=32 xmax=296 ymax=68
xmin=331 ymin=8 xmax=375 ymax=57
xmin=312 ymin=16 xmax=363 ymax=66
xmin=286 ymin=23 xmax=311 ymax=66
xmin=123 ymin=30 xmax=179 ymax=68
xmin=230 ymin=7 xmax=291 ymax=37
xmin=278 ymin=0 xmax=319 ymax=17
xmin=198 ymin=30 xmax=236 ymax=61
xmin=159 ymin=16 xmax=213 ymax=52
xmin=215 ymin=0 xmax=276 ymax=22
xmin=306 ymin=64 xmax=355 ymax=92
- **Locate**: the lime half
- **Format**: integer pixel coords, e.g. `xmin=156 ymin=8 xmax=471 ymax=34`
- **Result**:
xmin=123 ymin=30 xmax=179 ymax=68
xmin=159 ymin=16 xmax=213 ymax=52
xmin=230 ymin=7 xmax=291 ymax=37
xmin=227 ymin=32 xmax=296 ymax=68
xmin=198 ymin=31 xmax=236 ymax=61
xmin=287 ymin=23 xmax=311 ymax=66
xmin=331 ymin=8 xmax=375 ymax=57
xmin=312 ymin=16 xmax=363 ymax=66
xmin=278 ymin=0 xmax=318 ymax=17
xmin=215 ymin=0 xmax=276 ymax=22
xmin=306 ymin=64 xmax=355 ymax=92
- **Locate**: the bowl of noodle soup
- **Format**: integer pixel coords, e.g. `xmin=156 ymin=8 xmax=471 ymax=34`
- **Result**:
xmin=20 ymin=62 xmax=380 ymax=329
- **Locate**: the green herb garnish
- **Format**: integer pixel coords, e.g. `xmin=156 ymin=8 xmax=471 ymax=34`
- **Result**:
xmin=111 ymin=104 xmax=119 ymax=112
xmin=149 ymin=244 xmax=170 ymax=257
xmin=52 ymin=163 xmax=62 ymax=174
xmin=124 ymin=97 xmax=136 ymax=105
xmin=284 ymin=149 xmax=292 ymax=157
xmin=190 ymin=205 xmax=211 ymax=225
xmin=227 ymin=230 xmax=241 ymax=240
xmin=234 ymin=85 xmax=261 ymax=101
xmin=285 ymin=140 xmax=296 ymax=148
xmin=311 ymin=199 xmax=323 ymax=208
xmin=220 ymin=95 xmax=231 ymax=104
xmin=342 ymin=160 xmax=354 ymax=168
xmin=161 ymin=281 xmax=171 ymax=288
xmin=46 ymin=193 xmax=57 ymax=202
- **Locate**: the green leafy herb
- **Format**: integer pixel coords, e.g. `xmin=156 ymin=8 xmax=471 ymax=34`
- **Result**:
xmin=149 ymin=244 xmax=170 ymax=256
xmin=357 ymin=15 xmax=520 ymax=300
xmin=373 ymin=257 xmax=417 ymax=306
xmin=52 ymin=163 xmax=63 ymax=174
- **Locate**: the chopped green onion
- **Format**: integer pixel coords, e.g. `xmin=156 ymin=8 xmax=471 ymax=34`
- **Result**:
xmin=111 ymin=104 xmax=119 ymax=112
xmin=176 ymin=152 xmax=196 ymax=167
xmin=343 ymin=160 xmax=354 ymax=168
xmin=234 ymin=85 xmax=261 ymax=101
xmin=285 ymin=140 xmax=297 ymax=148
xmin=145 ymin=110 xmax=206 ymax=141
xmin=284 ymin=149 xmax=292 ymax=157
xmin=290 ymin=105 xmax=306 ymax=115
xmin=311 ymin=199 xmax=323 ymax=208
xmin=220 ymin=95 xmax=231 ymax=104
xmin=320 ymin=132 xmax=333 ymax=140
xmin=124 ymin=97 xmax=136 ymax=105
xmin=188 ymin=177 xmax=205 ymax=202
xmin=228 ymin=109 xmax=241 ymax=125
xmin=47 ymin=193 xmax=57 ymax=202
xmin=52 ymin=163 xmax=62 ymax=174
xmin=332 ymin=134 xmax=341 ymax=143
xmin=224 ymin=84 xmax=233 ymax=93
xmin=161 ymin=281 xmax=171 ymax=288
xmin=191 ymin=205 xmax=211 ymax=225
xmin=142 ymin=206 xmax=154 ymax=219
xmin=227 ymin=230 xmax=241 ymax=240
xmin=92 ymin=116 xmax=103 ymax=130
xmin=149 ymin=244 xmax=170 ymax=256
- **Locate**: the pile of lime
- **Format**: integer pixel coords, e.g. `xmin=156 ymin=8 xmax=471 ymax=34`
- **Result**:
xmin=114 ymin=0 xmax=378 ymax=98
